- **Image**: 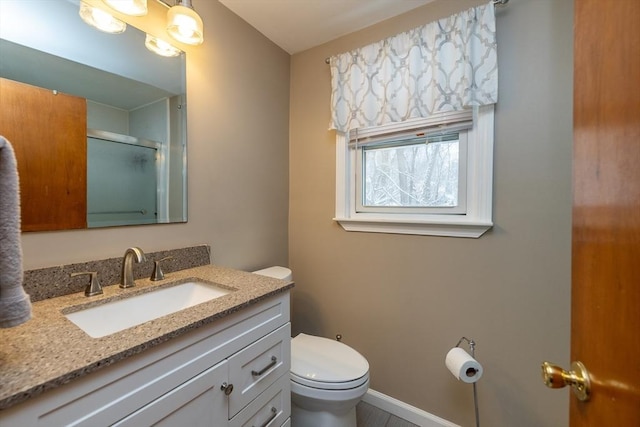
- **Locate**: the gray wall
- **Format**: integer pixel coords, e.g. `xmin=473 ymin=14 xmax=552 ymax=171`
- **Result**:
xmin=289 ymin=0 xmax=573 ymax=425
xmin=20 ymin=0 xmax=290 ymax=272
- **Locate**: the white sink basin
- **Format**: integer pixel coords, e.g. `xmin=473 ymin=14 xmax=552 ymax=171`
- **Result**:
xmin=64 ymin=281 xmax=231 ymax=338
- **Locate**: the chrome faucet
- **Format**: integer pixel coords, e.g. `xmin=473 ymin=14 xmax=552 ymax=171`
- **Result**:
xmin=120 ymin=247 xmax=146 ymax=289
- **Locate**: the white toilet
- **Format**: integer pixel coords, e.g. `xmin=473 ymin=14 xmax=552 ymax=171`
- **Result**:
xmin=252 ymin=267 xmax=370 ymax=427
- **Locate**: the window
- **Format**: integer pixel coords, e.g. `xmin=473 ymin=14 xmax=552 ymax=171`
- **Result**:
xmin=334 ymin=106 xmax=494 ymax=238
xmin=357 ymin=130 xmax=467 ymax=214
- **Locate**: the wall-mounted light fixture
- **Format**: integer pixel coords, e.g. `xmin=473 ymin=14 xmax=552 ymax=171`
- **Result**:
xmin=102 ymin=0 xmax=148 ymax=17
xmin=166 ymin=0 xmax=204 ymax=45
xmin=145 ymin=34 xmax=182 ymax=57
xmin=79 ymin=1 xmax=126 ymax=34
xmin=78 ymin=0 xmax=200 ymax=57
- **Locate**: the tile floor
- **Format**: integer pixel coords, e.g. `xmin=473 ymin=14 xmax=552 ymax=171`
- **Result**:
xmin=356 ymin=402 xmax=420 ymax=427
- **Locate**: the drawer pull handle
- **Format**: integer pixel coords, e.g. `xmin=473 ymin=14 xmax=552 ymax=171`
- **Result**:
xmin=252 ymin=356 xmax=277 ymax=376
xmin=254 ymin=406 xmax=278 ymax=427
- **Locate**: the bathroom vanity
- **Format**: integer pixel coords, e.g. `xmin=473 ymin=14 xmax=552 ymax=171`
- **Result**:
xmin=0 ymin=264 xmax=293 ymax=427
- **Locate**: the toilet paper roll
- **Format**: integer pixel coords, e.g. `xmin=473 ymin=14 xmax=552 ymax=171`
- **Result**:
xmin=445 ymin=347 xmax=483 ymax=383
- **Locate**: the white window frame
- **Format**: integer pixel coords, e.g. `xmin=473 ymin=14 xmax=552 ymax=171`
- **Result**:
xmin=334 ymin=105 xmax=494 ymax=238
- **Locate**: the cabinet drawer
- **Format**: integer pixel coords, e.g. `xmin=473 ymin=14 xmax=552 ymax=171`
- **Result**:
xmin=229 ymin=373 xmax=291 ymax=427
xmin=281 ymin=419 xmax=291 ymax=427
xmin=228 ymin=323 xmax=291 ymax=417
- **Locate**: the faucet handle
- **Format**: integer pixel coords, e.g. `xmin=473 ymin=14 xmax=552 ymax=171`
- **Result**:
xmin=151 ymin=256 xmax=173 ymax=281
xmin=71 ymin=271 xmax=103 ymax=297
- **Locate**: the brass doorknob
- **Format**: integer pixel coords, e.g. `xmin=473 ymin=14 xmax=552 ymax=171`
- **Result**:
xmin=541 ymin=361 xmax=591 ymax=401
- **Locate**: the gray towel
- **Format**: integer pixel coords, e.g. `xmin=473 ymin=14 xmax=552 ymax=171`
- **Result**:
xmin=0 ymin=136 xmax=32 ymax=328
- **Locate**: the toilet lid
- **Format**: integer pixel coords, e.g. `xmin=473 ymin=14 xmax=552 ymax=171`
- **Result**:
xmin=291 ymin=333 xmax=369 ymax=388
xmin=252 ymin=266 xmax=292 ymax=281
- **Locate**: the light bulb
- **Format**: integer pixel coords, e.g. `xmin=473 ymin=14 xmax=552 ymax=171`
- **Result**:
xmin=166 ymin=3 xmax=203 ymax=45
xmin=103 ymin=0 xmax=148 ymax=17
xmin=79 ymin=1 xmax=126 ymax=34
xmin=145 ymin=34 xmax=182 ymax=58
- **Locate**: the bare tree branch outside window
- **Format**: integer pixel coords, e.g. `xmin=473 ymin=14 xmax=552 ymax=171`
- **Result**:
xmin=363 ymin=138 xmax=459 ymax=208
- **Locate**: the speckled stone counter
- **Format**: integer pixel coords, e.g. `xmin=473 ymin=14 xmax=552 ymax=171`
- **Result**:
xmin=0 ymin=264 xmax=293 ymax=410
xmin=23 ymin=245 xmax=212 ymax=302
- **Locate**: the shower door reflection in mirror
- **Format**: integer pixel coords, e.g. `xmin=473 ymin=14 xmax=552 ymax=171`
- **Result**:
xmin=88 ymin=134 xmax=158 ymax=227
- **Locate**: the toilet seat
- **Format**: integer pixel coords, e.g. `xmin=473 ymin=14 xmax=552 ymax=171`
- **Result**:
xmin=291 ymin=333 xmax=369 ymax=391
xmin=290 ymin=372 xmax=369 ymax=390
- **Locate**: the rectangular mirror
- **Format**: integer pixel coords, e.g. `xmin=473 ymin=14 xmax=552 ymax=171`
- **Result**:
xmin=0 ymin=0 xmax=187 ymax=230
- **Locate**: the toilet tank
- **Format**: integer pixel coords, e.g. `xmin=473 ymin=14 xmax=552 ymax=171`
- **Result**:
xmin=252 ymin=266 xmax=292 ymax=281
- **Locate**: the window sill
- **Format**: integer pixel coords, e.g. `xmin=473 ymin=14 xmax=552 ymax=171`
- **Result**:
xmin=334 ymin=217 xmax=493 ymax=238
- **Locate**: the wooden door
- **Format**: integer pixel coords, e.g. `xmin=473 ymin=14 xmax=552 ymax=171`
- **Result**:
xmin=0 ymin=78 xmax=87 ymax=231
xmin=571 ymin=0 xmax=640 ymax=425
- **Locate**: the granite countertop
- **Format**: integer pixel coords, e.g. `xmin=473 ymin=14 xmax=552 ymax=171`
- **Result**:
xmin=0 ymin=264 xmax=293 ymax=410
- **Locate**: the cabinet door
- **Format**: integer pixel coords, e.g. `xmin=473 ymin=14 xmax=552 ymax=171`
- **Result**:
xmin=113 ymin=360 xmax=228 ymax=427
xmin=0 ymin=77 xmax=87 ymax=231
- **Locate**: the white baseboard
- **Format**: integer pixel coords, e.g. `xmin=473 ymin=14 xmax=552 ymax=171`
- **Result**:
xmin=362 ymin=389 xmax=460 ymax=427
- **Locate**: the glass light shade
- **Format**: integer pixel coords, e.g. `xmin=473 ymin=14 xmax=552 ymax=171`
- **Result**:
xmin=167 ymin=4 xmax=204 ymax=45
xmin=145 ymin=34 xmax=182 ymax=57
xmin=103 ymin=0 xmax=148 ymax=16
xmin=79 ymin=1 xmax=126 ymax=34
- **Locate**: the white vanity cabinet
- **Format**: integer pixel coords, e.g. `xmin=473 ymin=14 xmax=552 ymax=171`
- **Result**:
xmin=0 ymin=292 xmax=291 ymax=427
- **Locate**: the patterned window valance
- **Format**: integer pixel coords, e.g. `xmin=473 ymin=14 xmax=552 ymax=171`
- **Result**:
xmin=329 ymin=1 xmax=498 ymax=133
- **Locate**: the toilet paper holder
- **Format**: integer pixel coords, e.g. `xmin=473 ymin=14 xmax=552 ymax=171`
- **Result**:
xmin=453 ymin=336 xmax=480 ymax=427
xmin=455 ymin=336 xmax=476 ymax=354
